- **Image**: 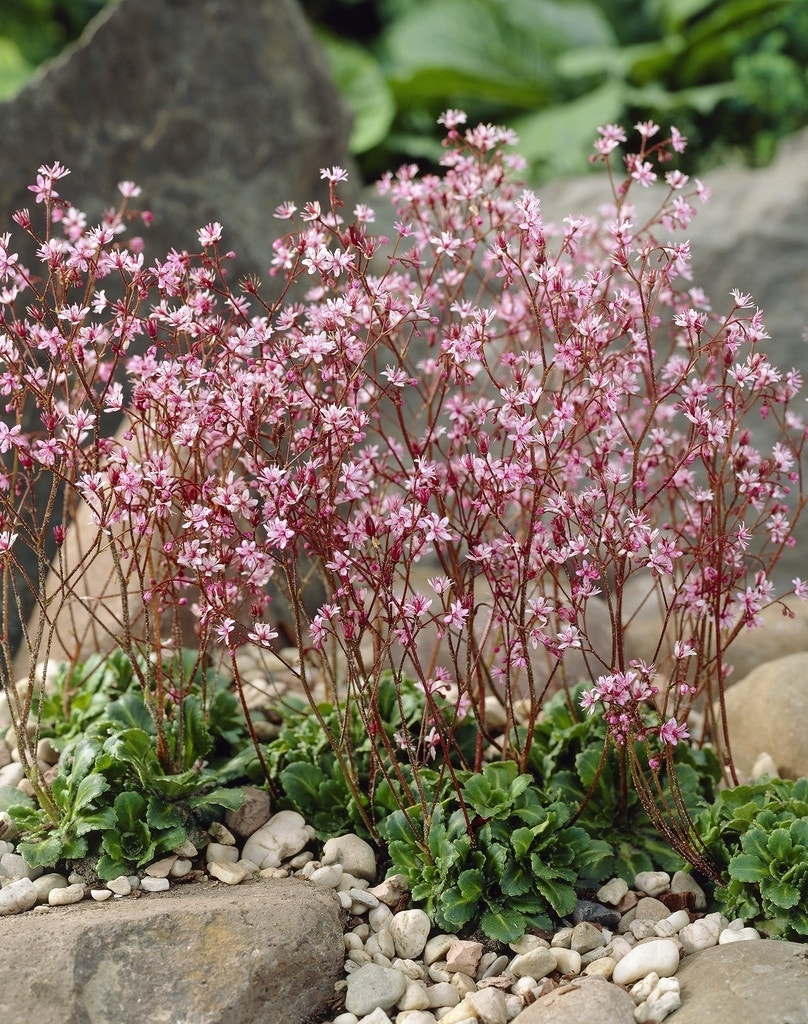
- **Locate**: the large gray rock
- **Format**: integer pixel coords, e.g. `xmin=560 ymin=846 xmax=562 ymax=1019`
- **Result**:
xmin=511 ymin=975 xmax=636 ymax=1024
xmin=0 ymin=0 xmax=354 ymax=283
xmin=717 ymin=651 xmax=808 ymax=779
xmin=673 ymin=940 xmax=808 ymax=1024
xmin=1 ymin=0 xmax=354 ymax=660
xmin=0 ymin=877 xmax=344 ymax=1024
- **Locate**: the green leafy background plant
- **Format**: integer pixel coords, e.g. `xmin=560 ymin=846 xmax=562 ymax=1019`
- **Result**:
xmin=3 ymin=0 xmax=808 ymax=181
xmin=3 ymin=648 xmax=251 ymax=877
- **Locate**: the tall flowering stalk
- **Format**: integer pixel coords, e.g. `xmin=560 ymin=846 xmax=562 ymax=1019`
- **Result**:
xmin=0 ymin=118 xmax=804 ymax=851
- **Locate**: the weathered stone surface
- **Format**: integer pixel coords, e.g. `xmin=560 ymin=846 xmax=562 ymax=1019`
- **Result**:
xmin=2 ymin=0 xmax=354 ymax=663
xmin=673 ymin=940 xmax=808 ymax=1024
xmin=0 ymin=877 xmax=343 ymax=1024
xmin=716 ymin=651 xmax=808 ymax=779
xmin=511 ymin=975 xmax=636 ymax=1024
xmin=0 ymin=0 xmax=353 ymax=286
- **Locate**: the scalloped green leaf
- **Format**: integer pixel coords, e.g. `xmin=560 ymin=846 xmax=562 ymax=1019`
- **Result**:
xmin=479 ymin=904 xmax=527 ymax=944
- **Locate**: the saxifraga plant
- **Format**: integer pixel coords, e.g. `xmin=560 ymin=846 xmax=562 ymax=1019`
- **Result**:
xmin=0 ymin=113 xmax=804 ymax=870
xmin=696 ymin=776 xmax=808 ymax=938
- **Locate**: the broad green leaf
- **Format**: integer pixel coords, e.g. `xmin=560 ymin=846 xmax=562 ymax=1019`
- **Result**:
xmin=511 ymin=826 xmax=535 ymax=859
xmin=480 ymin=904 xmax=527 ymax=943
xmin=385 ymin=0 xmax=613 ymax=89
xmin=71 ymin=771 xmax=110 ymax=815
xmin=766 ymin=827 xmax=793 ymax=862
xmin=181 ymin=695 xmax=213 ymax=770
xmin=729 ymin=852 xmax=769 ymax=883
xmin=319 ymin=33 xmax=395 ymax=154
xmin=68 ymin=738 xmax=102 ymax=784
xmin=760 ymin=878 xmax=801 ymax=910
xmin=500 ymin=859 xmax=533 ymax=897
xmin=0 ymin=38 xmax=33 ymax=101
xmin=187 ymin=786 xmax=245 ymax=813
xmin=280 ymin=762 xmax=327 ymax=806
xmin=0 ymin=785 xmax=33 ymax=812
xmin=389 ymin=840 xmax=428 ymax=876
xmin=534 ymin=874 xmax=577 ymax=917
xmin=16 ymin=836 xmax=64 ymax=868
xmin=456 ymin=867 xmax=485 ymax=901
xmin=73 ymin=809 xmax=117 ymax=836
xmin=510 ymin=80 xmax=625 ymax=179
xmin=113 ymin=791 xmax=147 ymax=832
xmin=147 ymin=797 xmax=184 ymax=830
xmin=105 ymin=692 xmax=154 ymax=733
xmin=438 ymin=887 xmax=480 ymax=930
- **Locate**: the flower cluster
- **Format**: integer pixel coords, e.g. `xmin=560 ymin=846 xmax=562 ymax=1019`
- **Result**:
xmin=0 ymin=121 xmax=805 ymax=801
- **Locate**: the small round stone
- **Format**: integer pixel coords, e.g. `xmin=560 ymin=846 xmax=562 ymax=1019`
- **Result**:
xmin=90 ymin=888 xmax=113 ymax=902
xmin=612 ymin=938 xmax=680 ymax=986
xmin=597 ymin=877 xmax=629 ymax=906
xmin=140 ymin=876 xmax=170 ymax=893
xmin=389 ymin=909 xmax=431 ymax=959
xmin=106 ymin=875 xmax=132 ymax=896
xmin=48 ymin=882 xmax=86 ymax=907
xmin=321 ymin=833 xmax=378 ymax=882
xmin=634 ymin=871 xmax=671 ymax=897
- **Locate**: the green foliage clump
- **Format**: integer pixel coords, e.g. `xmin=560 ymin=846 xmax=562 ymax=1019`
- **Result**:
xmin=384 ymin=761 xmax=612 ymax=943
xmin=698 ymin=777 xmax=808 ymax=939
xmin=264 ymin=673 xmax=477 ymax=841
xmin=5 ymin=648 xmax=252 ymax=876
xmin=524 ymin=685 xmax=721 ymax=883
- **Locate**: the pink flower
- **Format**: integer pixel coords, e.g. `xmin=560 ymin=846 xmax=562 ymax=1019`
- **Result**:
xmin=198 ymin=222 xmax=223 ymax=246
xmin=659 ymin=717 xmax=690 ymax=747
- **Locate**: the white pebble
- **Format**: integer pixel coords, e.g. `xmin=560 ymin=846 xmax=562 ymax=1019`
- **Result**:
xmin=140 ymin=876 xmax=170 ymax=892
xmin=208 ymin=860 xmax=252 ymax=885
xmin=550 ymin=927 xmax=573 ymax=948
xmin=208 ymin=821 xmax=236 ymax=845
xmin=398 ymin=978 xmax=430 ymax=1011
xmin=597 ymin=877 xmax=629 ymax=905
xmin=423 ymin=934 xmax=454 ymax=965
xmin=32 ymin=873 xmax=68 ymax=904
xmin=635 ymin=989 xmax=682 ymax=1022
xmin=509 ymin=947 xmax=557 ymax=980
xmin=309 ymin=863 xmax=344 ymax=888
xmin=612 ymin=939 xmax=680 ymax=986
xmin=654 ymin=910 xmax=690 ymax=937
xmin=169 ymin=858 xmax=193 ymax=878
xmin=630 ymin=972 xmax=661 ymax=1004
xmin=426 ymin=981 xmax=461 ymax=1008
xmin=0 ymin=876 xmax=37 ymax=915
xmin=368 ymin=904 xmax=394 ymax=932
xmin=90 ymin=888 xmax=113 ymax=902
xmin=106 ymin=875 xmax=132 ymax=896
xmin=552 ymin=948 xmax=582 ymax=975
xmin=718 ymin=926 xmax=761 ymax=944
xmin=634 ymin=871 xmax=670 ymax=897
xmin=0 ymin=852 xmax=41 ymax=881
xmin=321 ymin=833 xmax=378 ymax=882
xmin=678 ymin=916 xmax=721 ymax=954
xmin=48 ymin=882 xmax=86 ymax=906
xmin=390 ymin=909 xmax=432 ymax=959
xmin=206 ymin=842 xmax=239 ymax=865
xmin=144 ymin=855 xmax=176 ymax=878
xmin=350 ymin=887 xmax=380 ymax=908
xmin=173 ymin=838 xmax=198 ymax=858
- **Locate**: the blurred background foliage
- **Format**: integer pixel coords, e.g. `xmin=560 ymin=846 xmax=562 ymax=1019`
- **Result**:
xmin=1 ymin=0 xmax=808 ymax=183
